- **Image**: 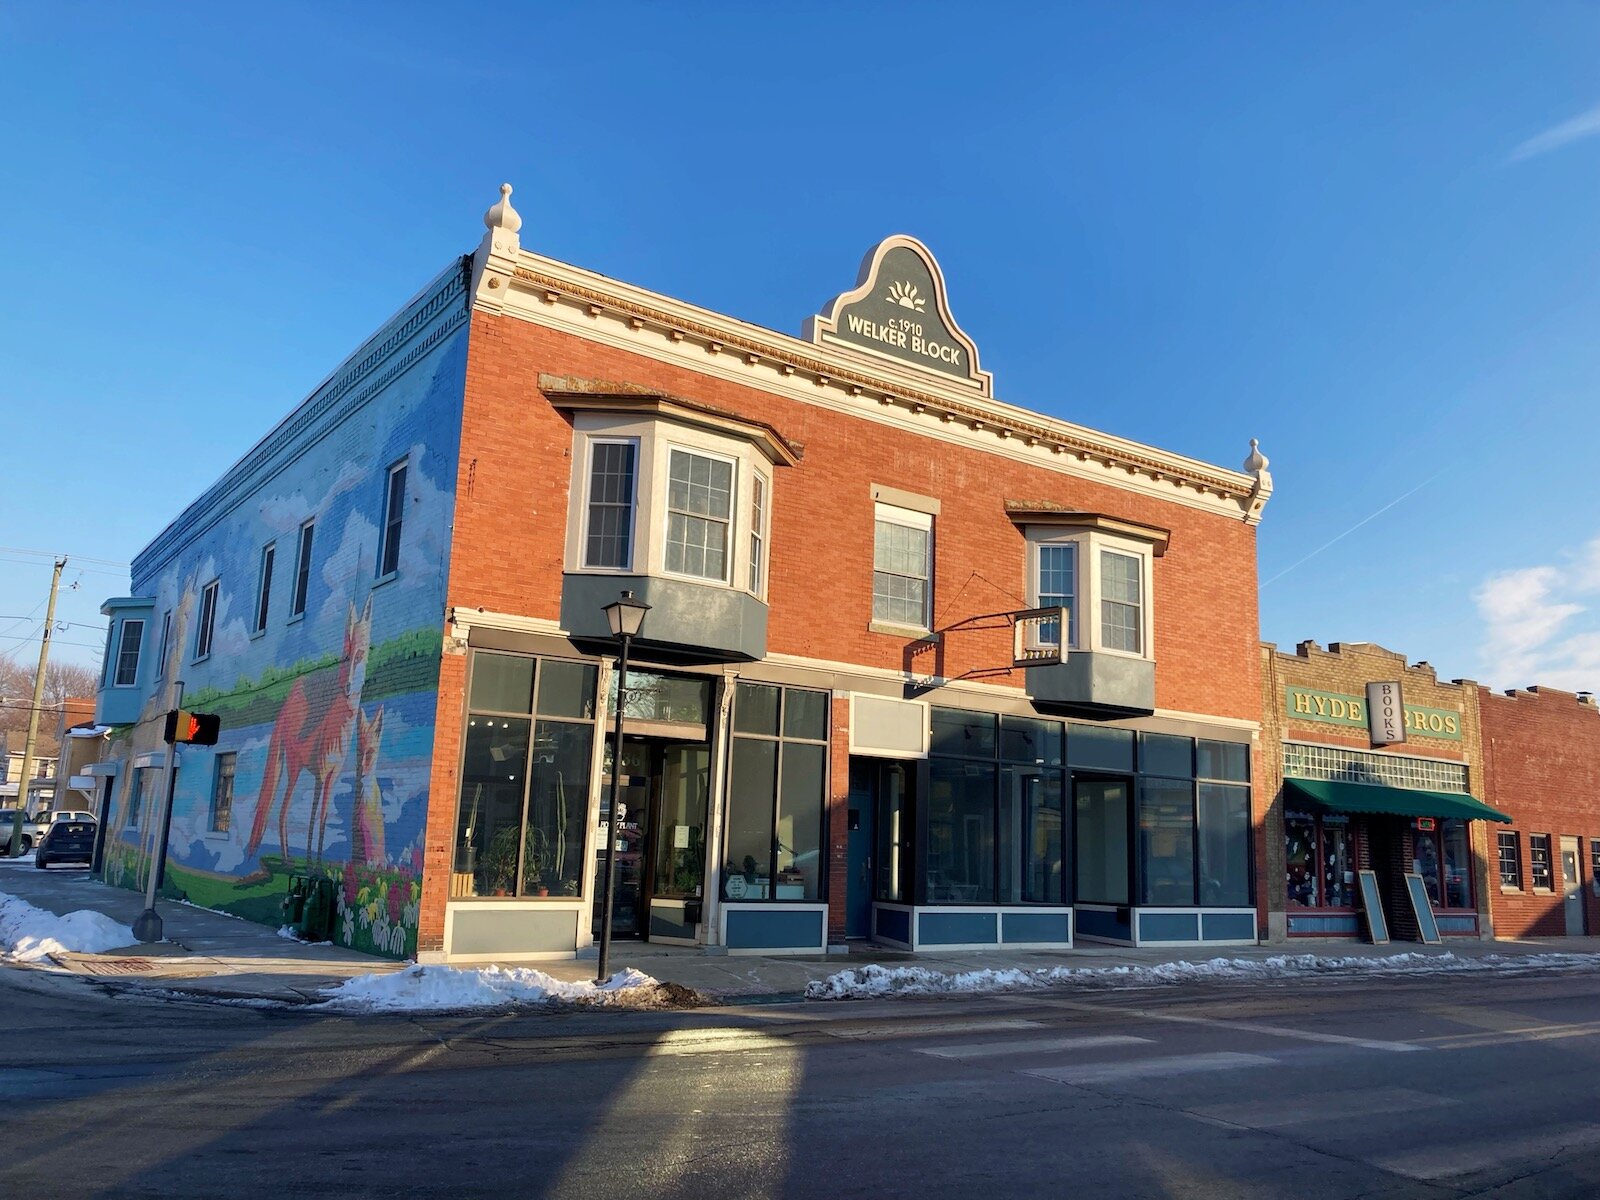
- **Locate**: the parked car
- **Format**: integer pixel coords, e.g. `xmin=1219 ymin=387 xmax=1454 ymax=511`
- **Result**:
xmin=35 ymin=819 xmax=96 ymax=869
xmin=0 ymin=808 xmax=43 ymax=854
xmin=35 ymin=809 xmax=96 ymax=831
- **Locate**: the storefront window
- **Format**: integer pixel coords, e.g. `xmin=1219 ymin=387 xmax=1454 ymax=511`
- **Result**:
xmin=453 ymin=652 xmax=598 ymax=899
xmin=929 ymin=709 xmax=1068 ymax=905
xmin=1075 ymin=778 xmax=1130 ymax=904
xmin=1138 ymin=778 xmax=1195 ymax=905
xmin=1198 ymin=782 xmax=1250 ymax=906
xmin=610 ymin=669 xmax=710 ymax=725
xmin=723 ymin=683 xmax=828 ymax=902
xmin=1285 ymin=811 xmax=1354 ymax=909
xmin=1285 ymin=813 xmax=1320 ymax=908
xmin=1414 ymin=819 xmax=1473 ymax=909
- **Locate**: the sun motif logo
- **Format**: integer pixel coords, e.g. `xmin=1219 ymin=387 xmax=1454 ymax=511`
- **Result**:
xmin=886 ymin=280 xmax=926 ymax=312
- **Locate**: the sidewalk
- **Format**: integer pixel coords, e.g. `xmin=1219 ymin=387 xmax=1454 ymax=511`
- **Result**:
xmin=6 ymin=857 xmax=1600 ymax=1007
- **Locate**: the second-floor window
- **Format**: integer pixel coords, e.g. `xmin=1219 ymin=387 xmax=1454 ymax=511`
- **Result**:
xmin=291 ymin=520 xmax=314 ymax=617
xmin=584 ymin=440 xmax=637 ymax=569
xmin=254 ymin=544 xmax=275 ymax=634
xmin=113 ymin=619 xmax=144 ymax=687
xmin=155 ymin=610 xmax=171 ymax=681
xmin=873 ymin=504 xmax=933 ymax=630
xmin=664 ymin=447 xmax=734 ymax=582
xmin=196 ymin=580 xmax=218 ymax=660
xmin=1037 ymin=543 xmax=1077 ymax=647
xmin=1028 ymin=528 xmax=1155 ymax=660
xmin=379 ymin=460 xmax=407 ymax=577
xmin=1100 ymin=550 xmax=1144 ymax=654
xmin=749 ymin=473 xmax=767 ymax=595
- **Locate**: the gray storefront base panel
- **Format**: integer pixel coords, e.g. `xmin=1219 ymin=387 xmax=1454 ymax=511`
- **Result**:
xmin=1076 ymin=906 xmax=1133 ymax=942
xmin=1287 ymin=913 xmax=1361 ymax=936
xmin=724 ymin=907 xmax=824 ymax=950
xmin=1138 ymin=912 xmax=1200 ymax=942
xmin=919 ymin=911 xmax=998 ymax=946
xmin=1201 ymin=912 xmax=1257 ymax=941
xmin=649 ymin=905 xmax=697 ymax=941
xmin=875 ymin=905 xmax=912 ymax=945
xmin=450 ymin=906 xmax=578 ymax=956
xmin=1002 ymin=911 xmax=1072 ymax=944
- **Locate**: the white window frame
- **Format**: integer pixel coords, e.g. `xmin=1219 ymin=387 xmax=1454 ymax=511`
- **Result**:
xmin=749 ymin=470 xmax=769 ymax=598
xmin=580 ymin=436 xmax=641 ymax=573
xmin=254 ymin=543 xmax=275 ymax=635
xmin=872 ymin=503 xmax=934 ymax=633
xmin=661 ymin=443 xmax=738 ymax=586
xmin=112 ymin=618 xmax=144 ymax=689
xmin=195 ymin=580 xmax=219 ymax=662
xmin=290 ymin=520 xmax=314 ymax=619
xmin=378 ymin=458 xmax=408 ymax=579
xmin=1026 ymin=529 xmax=1154 ymax=661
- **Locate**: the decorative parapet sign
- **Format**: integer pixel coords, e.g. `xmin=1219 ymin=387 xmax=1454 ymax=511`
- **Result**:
xmin=1285 ymin=686 xmax=1462 ymax=741
xmin=805 ymin=235 xmax=993 ymax=397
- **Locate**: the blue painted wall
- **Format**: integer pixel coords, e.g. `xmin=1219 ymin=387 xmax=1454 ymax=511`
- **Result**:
xmin=98 ymin=260 xmax=471 ymax=958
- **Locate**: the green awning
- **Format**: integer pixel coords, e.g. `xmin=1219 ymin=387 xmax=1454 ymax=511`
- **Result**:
xmin=1284 ymin=777 xmax=1512 ymax=824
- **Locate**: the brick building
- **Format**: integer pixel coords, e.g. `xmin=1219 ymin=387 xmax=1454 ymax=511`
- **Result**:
xmin=94 ymin=185 xmax=1273 ymax=961
xmin=1259 ymin=640 xmax=1509 ymax=943
xmin=1479 ymin=687 xmax=1600 ymax=938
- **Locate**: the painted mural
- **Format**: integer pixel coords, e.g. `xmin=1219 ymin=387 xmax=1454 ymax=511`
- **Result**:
xmin=102 ymin=265 xmax=468 ymax=959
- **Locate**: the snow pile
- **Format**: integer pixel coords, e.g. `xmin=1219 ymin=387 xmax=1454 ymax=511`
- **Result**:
xmin=0 ymin=892 xmax=136 ymax=963
xmin=806 ymin=951 xmax=1600 ymax=1000
xmin=276 ymin=925 xmax=313 ymax=944
xmin=0 ymin=852 xmax=37 ymax=865
xmin=316 ymin=963 xmax=664 ymax=1012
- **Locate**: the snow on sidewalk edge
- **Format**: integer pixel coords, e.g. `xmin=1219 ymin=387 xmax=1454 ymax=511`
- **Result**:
xmin=805 ymin=950 xmax=1600 ymax=1000
xmin=314 ymin=963 xmax=664 ymax=1012
xmin=0 ymin=891 xmax=137 ymax=963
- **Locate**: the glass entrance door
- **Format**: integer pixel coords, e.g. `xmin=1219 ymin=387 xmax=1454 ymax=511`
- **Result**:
xmin=595 ymin=739 xmax=652 ymax=939
xmin=651 ymin=745 xmax=710 ymax=906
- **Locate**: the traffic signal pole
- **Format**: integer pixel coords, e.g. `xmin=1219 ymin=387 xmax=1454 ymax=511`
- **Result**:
xmin=7 ymin=557 xmax=64 ymax=858
xmin=133 ymin=679 xmax=182 ymax=943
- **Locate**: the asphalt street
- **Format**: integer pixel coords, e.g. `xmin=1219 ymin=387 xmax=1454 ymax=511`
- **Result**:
xmin=5 ymin=962 xmax=1600 ymax=1198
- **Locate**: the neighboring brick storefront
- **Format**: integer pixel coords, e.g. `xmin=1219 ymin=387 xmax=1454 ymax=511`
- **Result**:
xmin=1479 ymin=688 xmax=1600 ymax=939
xmin=1260 ymin=641 xmax=1493 ymax=943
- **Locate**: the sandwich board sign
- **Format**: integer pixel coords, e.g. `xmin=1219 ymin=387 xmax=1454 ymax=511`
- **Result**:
xmin=1404 ymin=872 xmax=1442 ymax=944
xmin=1357 ymin=869 xmax=1389 ymax=945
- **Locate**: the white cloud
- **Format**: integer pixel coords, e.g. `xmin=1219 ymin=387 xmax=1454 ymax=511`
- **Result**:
xmin=1509 ymin=101 xmax=1600 ymax=162
xmin=1474 ymin=536 xmax=1600 ymax=692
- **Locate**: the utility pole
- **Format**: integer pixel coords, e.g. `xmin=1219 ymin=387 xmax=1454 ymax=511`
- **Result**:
xmin=7 ymin=557 xmax=65 ymax=857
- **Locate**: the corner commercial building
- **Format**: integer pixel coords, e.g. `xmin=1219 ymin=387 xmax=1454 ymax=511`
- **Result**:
xmin=92 ymin=185 xmax=1274 ymax=962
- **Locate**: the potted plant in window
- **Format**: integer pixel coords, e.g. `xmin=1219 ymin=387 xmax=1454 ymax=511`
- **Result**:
xmin=482 ymin=826 xmax=521 ymax=897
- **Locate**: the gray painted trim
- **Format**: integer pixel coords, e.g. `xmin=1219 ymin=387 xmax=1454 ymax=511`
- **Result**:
xmin=561 ymin=574 xmax=768 ymax=662
xmin=1026 ymin=653 xmax=1156 ymax=716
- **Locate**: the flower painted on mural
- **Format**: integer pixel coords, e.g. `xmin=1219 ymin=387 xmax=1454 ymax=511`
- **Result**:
xmin=387 ymin=881 xmax=405 ymax=925
xmin=341 ymin=907 xmax=355 ymax=945
xmin=410 ymin=846 xmax=424 ymax=876
xmin=886 ymin=280 xmax=925 ymax=312
xmin=343 ymin=871 xmax=360 ymax=908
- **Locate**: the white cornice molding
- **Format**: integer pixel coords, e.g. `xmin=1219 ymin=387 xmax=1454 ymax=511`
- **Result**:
xmin=470 ymin=244 xmax=1270 ymax=526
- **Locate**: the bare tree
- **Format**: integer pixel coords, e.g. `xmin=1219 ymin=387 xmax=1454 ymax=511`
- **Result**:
xmin=0 ymin=661 xmax=102 ymax=757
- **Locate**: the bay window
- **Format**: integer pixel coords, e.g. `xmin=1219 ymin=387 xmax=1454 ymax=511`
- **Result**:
xmin=584 ymin=439 xmax=637 ymax=569
xmin=1024 ymin=520 xmax=1159 ymax=660
xmin=664 ymin=447 xmax=734 ymax=581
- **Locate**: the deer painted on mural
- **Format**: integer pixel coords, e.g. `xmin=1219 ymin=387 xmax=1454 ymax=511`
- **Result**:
xmin=243 ymin=597 xmax=372 ymax=872
xmin=348 ymin=706 xmax=386 ymax=868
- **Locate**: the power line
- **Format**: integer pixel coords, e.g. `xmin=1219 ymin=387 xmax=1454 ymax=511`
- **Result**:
xmin=0 ymin=546 xmax=128 ymax=569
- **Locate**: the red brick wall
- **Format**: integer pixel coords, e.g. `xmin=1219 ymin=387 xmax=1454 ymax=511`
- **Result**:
xmin=1480 ymin=687 xmax=1600 ymax=939
xmin=448 ymin=315 xmax=1262 ymax=721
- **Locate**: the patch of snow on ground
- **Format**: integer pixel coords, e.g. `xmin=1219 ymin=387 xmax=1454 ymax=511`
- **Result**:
xmin=805 ymin=951 xmax=1600 ymax=1000
xmin=0 ymin=891 xmax=136 ymax=962
xmin=316 ymin=964 xmax=660 ymax=1012
xmin=0 ymin=852 xmax=37 ymax=865
xmin=276 ymin=925 xmax=312 ymax=944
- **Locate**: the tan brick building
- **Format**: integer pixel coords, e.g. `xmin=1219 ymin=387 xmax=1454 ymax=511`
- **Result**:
xmin=1478 ymin=687 xmax=1600 ymax=938
xmin=1260 ymin=641 xmax=1506 ymax=943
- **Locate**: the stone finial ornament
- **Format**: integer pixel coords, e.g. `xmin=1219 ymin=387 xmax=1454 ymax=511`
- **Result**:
xmin=1244 ymin=437 xmax=1270 ymax=476
xmin=484 ymin=182 xmax=522 ymax=234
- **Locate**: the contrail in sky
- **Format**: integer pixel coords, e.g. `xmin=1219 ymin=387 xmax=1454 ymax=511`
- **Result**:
xmin=1262 ymin=472 xmax=1444 ymax=587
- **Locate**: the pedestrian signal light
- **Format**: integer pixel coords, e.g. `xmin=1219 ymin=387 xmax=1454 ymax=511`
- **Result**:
xmin=163 ymin=709 xmax=221 ymax=746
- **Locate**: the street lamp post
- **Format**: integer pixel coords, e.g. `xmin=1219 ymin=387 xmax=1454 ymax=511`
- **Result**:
xmin=595 ymin=590 xmax=650 ymax=985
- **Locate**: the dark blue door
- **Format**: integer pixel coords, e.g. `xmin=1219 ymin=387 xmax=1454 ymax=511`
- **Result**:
xmin=846 ymin=763 xmax=876 ymax=938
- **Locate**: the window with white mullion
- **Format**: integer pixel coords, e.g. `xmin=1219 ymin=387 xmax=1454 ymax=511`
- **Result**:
xmin=254 ymin=544 xmax=275 ymax=633
xmin=584 ymin=441 xmax=637 ymax=570
xmin=664 ymin=447 xmax=733 ymax=581
xmin=196 ymin=580 xmax=218 ymax=660
xmin=113 ymin=619 xmax=144 ymax=687
xmin=1099 ymin=549 xmax=1143 ymax=653
xmin=749 ymin=473 xmax=767 ymax=594
xmin=379 ymin=460 xmax=407 ymax=577
xmin=1035 ymin=542 xmax=1077 ymax=648
xmin=291 ymin=521 xmax=315 ymax=618
xmin=872 ymin=506 xmax=932 ymax=629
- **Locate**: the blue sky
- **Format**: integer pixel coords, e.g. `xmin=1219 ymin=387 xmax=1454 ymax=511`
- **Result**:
xmin=2 ymin=3 xmax=1597 ymax=694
